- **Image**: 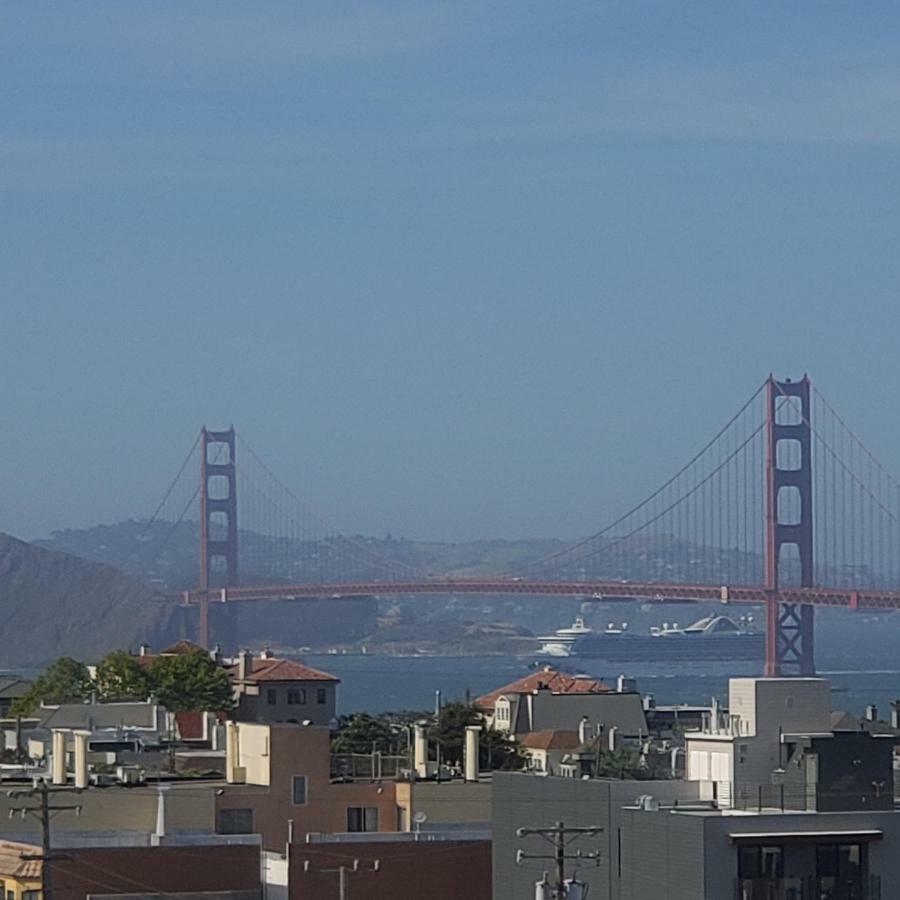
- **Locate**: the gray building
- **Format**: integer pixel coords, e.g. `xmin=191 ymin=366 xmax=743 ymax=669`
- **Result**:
xmin=492 ymin=773 xmax=701 ymax=900
xmin=227 ymin=651 xmax=339 ymax=726
xmin=619 ymin=803 xmax=898 ymax=899
xmin=494 ymin=689 xmax=648 ymax=741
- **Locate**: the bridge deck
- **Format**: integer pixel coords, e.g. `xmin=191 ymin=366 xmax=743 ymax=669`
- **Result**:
xmin=185 ymin=579 xmax=899 ymax=610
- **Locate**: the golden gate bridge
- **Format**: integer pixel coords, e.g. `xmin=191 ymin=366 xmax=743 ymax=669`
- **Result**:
xmin=139 ymin=375 xmax=900 ymax=678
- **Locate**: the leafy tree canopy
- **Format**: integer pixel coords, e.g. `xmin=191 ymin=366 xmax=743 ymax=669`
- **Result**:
xmin=434 ymin=701 xmax=524 ymax=771
xmin=332 ymin=713 xmax=399 ymax=755
xmin=593 ymin=746 xmax=647 ymax=780
xmin=149 ymin=648 xmax=234 ymax=713
xmin=11 ymin=657 xmax=92 ymax=716
xmin=95 ymin=651 xmax=151 ymax=702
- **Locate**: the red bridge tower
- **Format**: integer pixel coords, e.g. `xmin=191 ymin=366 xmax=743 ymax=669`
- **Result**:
xmin=764 ymin=376 xmax=814 ymax=676
xmin=198 ymin=427 xmax=238 ymax=646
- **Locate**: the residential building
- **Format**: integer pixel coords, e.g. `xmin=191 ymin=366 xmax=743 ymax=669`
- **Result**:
xmin=491 ymin=687 xmax=648 ymax=742
xmin=685 ymin=677 xmax=893 ymax=811
xmin=395 ymin=780 xmax=492 ymax=833
xmin=491 ymin=772 xmax=702 ymax=900
xmin=519 ymin=729 xmax=581 ymax=775
xmin=475 ymin=666 xmax=609 ymax=728
xmin=0 ymin=841 xmax=40 ymax=900
xmin=219 ymin=722 xmax=400 ymax=849
xmin=618 ymin=801 xmax=897 ymax=899
xmin=289 ymin=835 xmax=490 ymax=900
xmin=0 ymin=678 xmax=31 ymax=719
xmin=227 ymin=651 xmax=339 ymax=726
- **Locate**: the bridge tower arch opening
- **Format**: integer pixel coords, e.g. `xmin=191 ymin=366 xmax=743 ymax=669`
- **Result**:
xmin=198 ymin=427 xmax=238 ymax=647
xmin=764 ymin=376 xmax=815 ymax=676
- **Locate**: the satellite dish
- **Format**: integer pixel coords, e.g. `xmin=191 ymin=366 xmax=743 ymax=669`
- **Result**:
xmin=413 ymin=811 xmax=428 ymax=824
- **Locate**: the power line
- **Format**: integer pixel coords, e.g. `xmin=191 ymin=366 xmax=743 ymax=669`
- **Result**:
xmin=8 ymin=780 xmax=83 ymax=900
xmin=517 ymin=820 xmax=603 ymax=899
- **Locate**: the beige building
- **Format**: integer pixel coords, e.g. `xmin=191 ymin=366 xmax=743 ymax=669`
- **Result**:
xmin=0 ymin=841 xmax=41 ymax=900
xmin=519 ymin=729 xmax=581 ymax=775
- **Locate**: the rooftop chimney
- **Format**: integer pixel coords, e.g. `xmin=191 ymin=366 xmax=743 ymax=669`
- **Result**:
xmin=865 ymin=704 xmax=878 ymax=722
xmin=578 ymin=716 xmax=590 ymax=745
xmin=464 ymin=725 xmax=481 ymax=783
xmin=260 ymin=647 xmax=274 ymax=660
xmin=51 ymin=730 xmax=66 ymax=785
xmin=413 ymin=724 xmax=428 ymax=778
xmin=209 ymin=644 xmax=222 ymax=664
xmin=73 ymin=730 xmax=89 ymax=790
xmin=891 ymin=703 xmax=900 ymax=730
xmin=139 ymin=644 xmax=150 ymax=657
xmin=238 ymin=649 xmax=252 ymax=681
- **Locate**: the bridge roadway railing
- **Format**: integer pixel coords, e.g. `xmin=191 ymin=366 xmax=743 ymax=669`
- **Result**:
xmin=185 ymin=579 xmax=900 ymax=611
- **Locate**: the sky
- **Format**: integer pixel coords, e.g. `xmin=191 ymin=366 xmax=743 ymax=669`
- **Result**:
xmin=3 ymin=2 xmax=900 ymax=542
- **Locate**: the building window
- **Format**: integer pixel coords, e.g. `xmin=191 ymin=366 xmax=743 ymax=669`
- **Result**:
xmin=288 ymin=688 xmax=307 ymax=705
xmin=218 ymin=808 xmax=253 ymax=834
xmin=317 ymin=688 xmax=327 ymax=704
xmin=22 ymin=892 xmax=39 ymax=900
xmin=347 ymin=806 xmax=379 ymax=832
xmin=267 ymin=688 xmax=277 ymax=705
xmin=817 ymin=843 xmax=863 ymax=894
xmin=738 ymin=845 xmax=783 ymax=880
xmin=292 ymin=775 xmax=307 ymax=805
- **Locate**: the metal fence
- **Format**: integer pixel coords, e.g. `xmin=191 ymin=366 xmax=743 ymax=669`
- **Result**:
xmin=712 ymin=782 xmax=892 ymax=812
xmin=735 ymin=874 xmax=881 ymax=900
xmin=330 ymin=753 xmax=410 ymax=781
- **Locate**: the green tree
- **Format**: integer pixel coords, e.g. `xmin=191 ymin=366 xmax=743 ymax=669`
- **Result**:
xmin=593 ymin=746 xmax=647 ymax=780
xmin=434 ymin=701 xmax=523 ymax=771
xmin=331 ymin=713 xmax=398 ymax=755
xmin=95 ymin=651 xmax=151 ymax=701
xmin=10 ymin=657 xmax=92 ymax=716
xmin=149 ymin=648 xmax=233 ymax=713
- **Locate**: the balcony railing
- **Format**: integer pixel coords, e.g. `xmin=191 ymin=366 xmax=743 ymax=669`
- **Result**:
xmin=735 ymin=874 xmax=881 ymax=900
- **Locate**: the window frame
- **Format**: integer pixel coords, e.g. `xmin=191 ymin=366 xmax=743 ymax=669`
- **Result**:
xmin=292 ymin=774 xmax=308 ymax=806
xmin=218 ymin=807 xmax=254 ymax=835
xmin=288 ymin=688 xmax=307 ymax=705
xmin=346 ymin=805 xmax=379 ymax=833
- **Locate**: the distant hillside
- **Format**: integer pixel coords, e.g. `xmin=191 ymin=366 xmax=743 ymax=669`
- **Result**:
xmin=0 ymin=532 xmax=186 ymax=668
xmin=37 ymin=522 xmax=570 ymax=590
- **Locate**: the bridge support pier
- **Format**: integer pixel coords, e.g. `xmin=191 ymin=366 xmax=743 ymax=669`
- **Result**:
xmin=764 ymin=376 xmax=815 ymax=677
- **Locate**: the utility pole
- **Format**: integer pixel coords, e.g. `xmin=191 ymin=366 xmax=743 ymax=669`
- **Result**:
xmin=517 ymin=821 xmax=603 ymax=899
xmin=301 ymin=856 xmax=380 ymax=900
xmin=8 ymin=780 xmax=83 ymax=899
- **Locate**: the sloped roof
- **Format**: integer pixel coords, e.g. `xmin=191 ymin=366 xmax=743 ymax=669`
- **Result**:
xmin=527 ymin=691 xmax=648 ymax=737
xmin=475 ymin=666 xmax=610 ymax=712
xmin=0 ymin=676 xmax=32 ymax=700
xmin=228 ymin=657 xmax=339 ymax=684
xmin=41 ymin=700 xmax=160 ymax=731
xmin=831 ymin=710 xmax=900 ymax=737
xmin=520 ymin=729 xmax=582 ymax=751
xmin=0 ymin=840 xmax=41 ymax=879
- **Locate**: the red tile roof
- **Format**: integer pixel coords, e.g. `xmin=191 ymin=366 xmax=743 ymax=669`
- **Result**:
xmin=474 ymin=666 xmax=610 ymax=712
xmin=0 ymin=840 xmax=42 ymax=879
xmin=520 ymin=729 xmax=582 ymax=751
xmin=228 ymin=657 xmax=339 ymax=684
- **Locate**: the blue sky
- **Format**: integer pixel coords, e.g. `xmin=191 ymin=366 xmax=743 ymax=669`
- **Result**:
xmin=3 ymin=2 xmax=900 ymax=541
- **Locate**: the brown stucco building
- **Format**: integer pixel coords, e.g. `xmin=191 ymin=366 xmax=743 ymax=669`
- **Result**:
xmin=218 ymin=722 xmax=400 ymax=850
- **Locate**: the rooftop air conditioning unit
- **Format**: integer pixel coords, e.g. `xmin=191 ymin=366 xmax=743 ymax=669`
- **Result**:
xmin=116 ymin=765 xmax=145 ymax=786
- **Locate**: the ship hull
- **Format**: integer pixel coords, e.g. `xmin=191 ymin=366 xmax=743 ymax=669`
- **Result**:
xmin=561 ymin=633 xmax=764 ymax=662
